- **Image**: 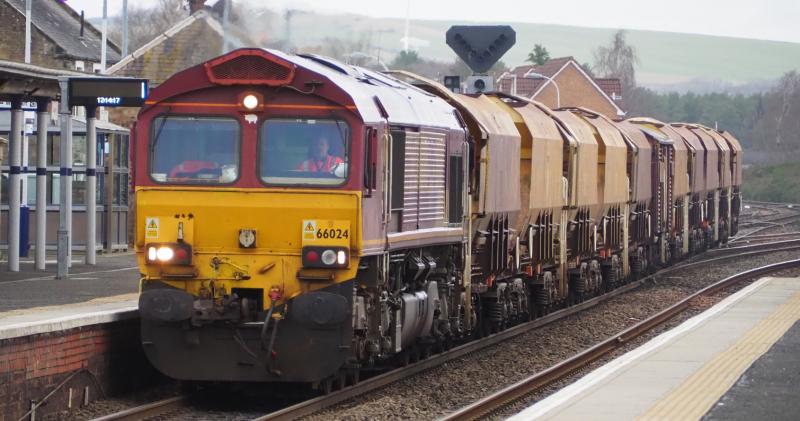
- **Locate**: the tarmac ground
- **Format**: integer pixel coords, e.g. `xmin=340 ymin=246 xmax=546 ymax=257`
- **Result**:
xmin=0 ymin=252 xmax=139 ymax=313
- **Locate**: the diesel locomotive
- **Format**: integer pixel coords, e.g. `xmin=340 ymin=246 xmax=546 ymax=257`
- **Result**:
xmin=134 ymin=48 xmax=742 ymax=389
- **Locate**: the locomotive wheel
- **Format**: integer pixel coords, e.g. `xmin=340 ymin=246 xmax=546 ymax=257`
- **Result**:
xmin=351 ymin=368 xmax=360 ymax=385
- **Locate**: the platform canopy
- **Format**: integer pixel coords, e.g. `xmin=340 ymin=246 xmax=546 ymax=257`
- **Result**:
xmin=0 ymin=59 xmax=84 ymax=100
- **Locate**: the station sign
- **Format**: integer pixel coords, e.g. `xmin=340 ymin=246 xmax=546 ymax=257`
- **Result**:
xmin=68 ymin=77 xmax=148 ymax=107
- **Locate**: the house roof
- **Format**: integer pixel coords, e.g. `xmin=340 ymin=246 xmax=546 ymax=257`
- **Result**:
xmin=499 ymin=56 xmax=625 ymax=115
xmin=595 ymin=77 xmax=625 ymax=111
xmin=596 ymin=78 xmax=622 ymax=97
xmin=105 ymin=9 xmax=250 ymax=85
xmin=4 ymin=0 xmax=121 ymax=63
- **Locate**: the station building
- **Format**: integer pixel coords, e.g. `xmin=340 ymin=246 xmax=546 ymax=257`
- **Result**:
xmin=0 ymin=0 xmax=128 ymax=269
xmin=0 ymin=111 xmax=130 ymax=254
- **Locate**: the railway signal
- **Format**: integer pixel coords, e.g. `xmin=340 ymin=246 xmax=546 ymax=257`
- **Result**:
xmin=446 ymin=25 xmax=516 ymax=93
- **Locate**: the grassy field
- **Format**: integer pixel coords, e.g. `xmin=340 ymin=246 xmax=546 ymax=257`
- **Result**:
xmin=742 ymin=163 xmax=800 ymax=203
xmin=286 ymin=12 xmax=800 ymax=87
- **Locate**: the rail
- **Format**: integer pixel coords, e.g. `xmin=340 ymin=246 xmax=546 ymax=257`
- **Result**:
xmin=89 ymin=396 xmax=187 ymax=421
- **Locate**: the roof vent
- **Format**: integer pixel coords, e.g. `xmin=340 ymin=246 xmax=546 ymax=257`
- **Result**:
xmin=204 ymin=50 xmax=296 ymax=86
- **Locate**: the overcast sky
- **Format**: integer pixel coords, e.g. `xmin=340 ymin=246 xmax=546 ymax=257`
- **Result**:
xmin=65 ymin=0 xmax=800 ymax=44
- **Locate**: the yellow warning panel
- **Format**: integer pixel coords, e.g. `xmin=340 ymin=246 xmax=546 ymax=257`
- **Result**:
xmin=301 ymin=219 xmax=350 ymax=246
xmin=143 ymin=216 xmax=194 ymax=243
xmin=145 ymin=217 xmax=159 ymax=239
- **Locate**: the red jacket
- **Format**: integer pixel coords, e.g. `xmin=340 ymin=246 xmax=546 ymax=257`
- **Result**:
xmin=296 ymin=155 xmax=343 ymax=172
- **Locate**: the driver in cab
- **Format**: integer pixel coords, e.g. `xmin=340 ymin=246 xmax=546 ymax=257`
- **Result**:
xmin=297 ymin=137 xmax=344 ymax=173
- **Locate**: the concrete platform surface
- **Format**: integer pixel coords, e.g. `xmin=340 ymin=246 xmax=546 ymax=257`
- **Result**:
xmin=0 ymin=253 xmax=139 ymax=312
xmin=0 ymin=294 xmax=137 ymax=340
xmin=509 ymin=276 xmax=800 ymax=421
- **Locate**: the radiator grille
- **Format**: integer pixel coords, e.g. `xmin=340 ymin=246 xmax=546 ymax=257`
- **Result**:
xmin=205 ymin=51 xmax=295 ymax=86
xmin=403 ymin=130 xmax=446 ymax=228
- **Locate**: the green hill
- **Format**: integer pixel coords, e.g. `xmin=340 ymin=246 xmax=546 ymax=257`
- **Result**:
xmin=281 ymin=12 xmax=800 ymax=88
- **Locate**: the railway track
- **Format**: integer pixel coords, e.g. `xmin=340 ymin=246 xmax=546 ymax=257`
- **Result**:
xmin=90 ymin=396 xmax=187 ymax=421
xmin=441 ymin=258 xmax=800 ymax=421
xmin=728 ymin=231 xmax=800 ymax=245
xmin=735 ymin=202 xmax=800 ymax=240
xmin=88 ymin=240 xmax=800 ymax=421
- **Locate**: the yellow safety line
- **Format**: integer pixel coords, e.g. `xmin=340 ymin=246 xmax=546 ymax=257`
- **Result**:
xmin=638 ymin=288 xmax=800 ymax=420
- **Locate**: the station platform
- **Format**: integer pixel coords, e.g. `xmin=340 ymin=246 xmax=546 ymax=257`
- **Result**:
xmin=510 ymin=276 xmax=800 ymax=421
xmin=0 ymin=252 xmax=139 ymax=313
xmin=0 ymin=253 xmax=148 ymax=421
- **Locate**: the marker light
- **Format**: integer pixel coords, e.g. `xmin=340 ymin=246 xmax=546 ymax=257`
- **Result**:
xmin=145 ymin=243 xmax=193 ymax=266
xmin=156 ymin=246 xmax=175 ymax=262
xmin=242 ymin=94 xmax=259 ymax=110
xmin=302 ymin=246 xmax=349 ymax=269
xmin=321 ymin=249 xmax=337 ymax=266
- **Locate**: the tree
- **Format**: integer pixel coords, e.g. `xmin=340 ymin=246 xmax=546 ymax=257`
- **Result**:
xmin=107 ymin=0 xmax=188 ymax=52
xmin=592 ymin=30 xmax=639 ymax=93
xmin=580 ymin=62 xmax=594 ymax=78
xmin=752 ymin=71 xmax=800 ymax=152
xmin=390 ymin=50 xmax=420 ymax=70
xmin=526 ymin=44 xmax=550 ymax=66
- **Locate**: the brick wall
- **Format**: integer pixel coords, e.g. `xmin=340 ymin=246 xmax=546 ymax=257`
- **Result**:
xmin=0 ymin=2 xmax=74 ymax=70
xmin=534 ymin=63 xmax=619 ymax=118
xmin=0 ymin=318 xmax=162 ymax=420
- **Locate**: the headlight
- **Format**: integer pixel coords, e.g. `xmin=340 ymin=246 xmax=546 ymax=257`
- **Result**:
xmin=321 ymin=249 xmax=337 ymax=265
xmin=156 ymin=246 xmax=174 ymax=262
xmin=242 ymin=94 xmax=259 ymax=110
xmin=145 ymin=243 xmax=193 ymax=266
xmin=302 ymin=246 xmax=349 ymax=268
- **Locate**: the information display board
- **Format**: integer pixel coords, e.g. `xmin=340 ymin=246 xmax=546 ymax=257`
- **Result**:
xmin=68 ymin=78 xmax=148 ymax=107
